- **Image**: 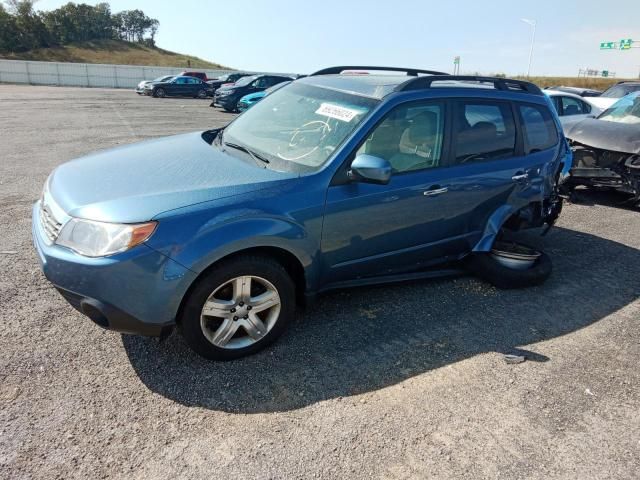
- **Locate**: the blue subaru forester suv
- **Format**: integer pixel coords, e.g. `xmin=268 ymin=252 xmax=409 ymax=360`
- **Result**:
xmin=33 ymin=67 xmax=571 ymax=360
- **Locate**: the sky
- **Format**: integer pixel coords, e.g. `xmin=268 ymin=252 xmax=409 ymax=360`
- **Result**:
xmin=35 ymin=0 xmax=640 ymax=78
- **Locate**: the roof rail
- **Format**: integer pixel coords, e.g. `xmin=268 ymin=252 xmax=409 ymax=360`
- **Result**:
xmin=395 ymin=75 xmax=543 ymax=95
xmin=311 ymin=66 xmax=449 ymax=77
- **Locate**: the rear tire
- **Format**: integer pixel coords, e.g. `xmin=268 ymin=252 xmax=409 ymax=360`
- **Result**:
xmin=179 ymin=255 xmax=296 ymax=360
xmin=466 ymin=246 xmax=552 ymax=289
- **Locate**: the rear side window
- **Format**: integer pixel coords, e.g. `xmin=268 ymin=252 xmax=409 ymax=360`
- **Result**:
xmin=560 ymin=96 xmax=590 ymax=115
xmin=519 ymin=104 xmax=558 ymax=153
xmin=453 ymin=101 xmax=516 ymax=164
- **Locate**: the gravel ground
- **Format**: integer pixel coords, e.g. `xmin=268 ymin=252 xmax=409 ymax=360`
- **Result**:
xmin=0 ymin=85 xmax=639 ymax=479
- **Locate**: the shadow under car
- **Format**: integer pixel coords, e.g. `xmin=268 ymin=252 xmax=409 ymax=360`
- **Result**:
xmin=122 ymin=226 xmax=640 ymax=413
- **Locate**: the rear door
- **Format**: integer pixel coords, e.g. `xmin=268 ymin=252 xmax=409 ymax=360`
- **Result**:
xmin=443 ymin=99 xmax=559 ymax=242
xmin=187 ymin=77 xmax=202 ymax=95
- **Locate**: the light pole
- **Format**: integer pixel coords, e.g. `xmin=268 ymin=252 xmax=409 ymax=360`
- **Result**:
xmin=521 ymin=18 xmax=537 ymax=77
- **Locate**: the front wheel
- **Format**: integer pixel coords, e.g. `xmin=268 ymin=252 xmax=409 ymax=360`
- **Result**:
xmin=465 ymin=242 xmax=552 ymax=289
xmin=153 ymin=88 xmax=166 ymax=98
xmin=179 ymin=256 xmax=295 ymax=360
xmin=196 ymin=89 xmax=207 ymax=98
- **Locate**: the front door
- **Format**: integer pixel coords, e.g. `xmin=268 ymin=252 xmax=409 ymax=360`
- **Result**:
xmin=321 ymin=100 xmax=474 ymax=284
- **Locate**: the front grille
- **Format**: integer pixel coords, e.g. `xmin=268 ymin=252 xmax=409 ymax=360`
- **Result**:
xmin=40 ymin=201 xmax=63 ymax=243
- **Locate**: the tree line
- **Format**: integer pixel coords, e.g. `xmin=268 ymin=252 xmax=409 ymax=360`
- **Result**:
xmin=0 ymin=1 xmax=159 ymax=53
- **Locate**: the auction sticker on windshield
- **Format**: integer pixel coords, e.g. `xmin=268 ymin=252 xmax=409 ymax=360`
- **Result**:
xmin=315 ymin=103 xmax=362 ymax=122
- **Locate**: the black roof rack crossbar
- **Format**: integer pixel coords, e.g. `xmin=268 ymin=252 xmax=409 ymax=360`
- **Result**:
xmin=311 ymin=66 xmax=449 ymax=77
xmin=396 ymin=75 xmax=543 ymax=95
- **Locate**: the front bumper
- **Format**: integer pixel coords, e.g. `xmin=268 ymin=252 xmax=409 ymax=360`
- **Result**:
xmin=213 ymin=94 xmax=238 ymax=109
xmin=32 ymin=202 xmax=197 ymax=336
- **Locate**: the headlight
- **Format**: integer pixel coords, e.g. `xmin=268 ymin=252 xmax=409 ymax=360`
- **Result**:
xmin=56 ymin=218 xmax=157 ymax=257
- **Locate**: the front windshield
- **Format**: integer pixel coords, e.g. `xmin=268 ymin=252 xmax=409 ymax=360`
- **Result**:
xmin=598 ymin=92 xmax=640 ymax=124
xmin=601 ymin=84 xmax=638 ymax=98
xmin=222 ymin=82 xmax=378 ymax=171
xmin=234 ymin=75 xmax=258 ymax=87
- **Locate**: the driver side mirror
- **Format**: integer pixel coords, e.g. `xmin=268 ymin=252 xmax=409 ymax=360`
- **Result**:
xmin=348 ymin=154 xmax=392 ymax=185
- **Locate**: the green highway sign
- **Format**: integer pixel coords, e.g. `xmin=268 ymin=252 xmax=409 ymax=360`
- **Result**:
xmin=453 ymin=56 xmax=460 ymax=65
xmin=619 ymin=38 xmax=633 ymax=50
xmin=602 ymin=70 xmax=609 ymax=78
xmin=600 ymin=39 xmax=634 ymax=50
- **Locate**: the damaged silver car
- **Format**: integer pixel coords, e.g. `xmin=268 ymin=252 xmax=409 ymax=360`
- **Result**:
xmin=564 ymin=92 xmax=640 ymax=203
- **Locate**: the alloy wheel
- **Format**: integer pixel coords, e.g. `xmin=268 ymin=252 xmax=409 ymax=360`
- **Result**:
xmin=200 ymin=275 xmax=281 ymax=349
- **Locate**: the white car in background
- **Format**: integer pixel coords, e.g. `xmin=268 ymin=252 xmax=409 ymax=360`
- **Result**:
xmin=544 ymin=90 xmax=603 ymax=130
xmin=588 ymin=81 xmax=640 ymax=111
xmin=135 ymin=75 xmax=175 ymax=95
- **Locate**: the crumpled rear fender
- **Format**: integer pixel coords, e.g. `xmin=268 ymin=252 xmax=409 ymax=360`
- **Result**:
xmin=472 ymin=205 xmax=516 ymax=252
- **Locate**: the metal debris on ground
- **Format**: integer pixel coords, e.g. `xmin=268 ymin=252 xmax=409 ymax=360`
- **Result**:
xmin=504 ymin=354 xmax=526 ymax=364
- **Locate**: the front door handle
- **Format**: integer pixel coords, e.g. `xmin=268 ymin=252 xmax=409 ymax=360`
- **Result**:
xmin=423 ymin=186 xmax=448 ymax=197
xmin=511 ymin=172 xmax=529 ymax=181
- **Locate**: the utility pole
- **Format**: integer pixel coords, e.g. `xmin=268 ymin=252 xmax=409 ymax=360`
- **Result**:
xmin=521 ymin=18 xmax=536 ymax=78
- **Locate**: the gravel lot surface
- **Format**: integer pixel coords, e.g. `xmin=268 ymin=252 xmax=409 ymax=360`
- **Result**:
xmin=1 ymin=85 xmax=639 ymax=479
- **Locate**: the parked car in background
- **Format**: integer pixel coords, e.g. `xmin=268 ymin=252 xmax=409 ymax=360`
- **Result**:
xmin=237 ymin=81 xmax=291 ymax=112
xmin=136 ymin=75 xmax=175 ymax=94
xmin=545 ymin=90 xmax=602 ymax=130
xmin=179 ymin=71 xmax=211 ymax=82
xmin=207 ymin=72 xmax=254 ymax=93
xmin=545 ymin=86 xmax=602 ymax=97
xmin=145 ymin=76 xmax=213 ymax=98
xmin=589 ymin=81 xmax=640 ymax=111
xmin=564 ymin=91 xmax=640 ymax=202
xmin=212 ymin=74 xmax=294 ymax=112
xmin=33 ymin=66 xmax=569 ymax=360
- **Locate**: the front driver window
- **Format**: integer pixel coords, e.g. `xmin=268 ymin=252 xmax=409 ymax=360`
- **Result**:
xmin=355 ymin=102 xmax=444 ymax=174
xmin=253 ymin=78 xmax=269 ymax=88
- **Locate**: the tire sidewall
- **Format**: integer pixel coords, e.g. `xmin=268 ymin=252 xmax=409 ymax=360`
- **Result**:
xmin=180 ymin=256 xmax=295 ymax=360
xmin=466 ymin=247 xmax=552 ymax=289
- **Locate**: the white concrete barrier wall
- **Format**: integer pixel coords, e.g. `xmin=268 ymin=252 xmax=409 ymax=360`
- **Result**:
xmin=0 ymin=59 xmax=233 ymax=89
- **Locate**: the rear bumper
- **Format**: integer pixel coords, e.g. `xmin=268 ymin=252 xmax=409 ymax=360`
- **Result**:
xmin=32 ymin=202 xmax=197 ymax=336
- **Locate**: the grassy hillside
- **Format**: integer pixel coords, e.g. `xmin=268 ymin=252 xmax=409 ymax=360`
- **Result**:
xmin=514 ymin=76 xmax=631 ymax=90
xmin=0 ymin=39 xmax=229 ymax=69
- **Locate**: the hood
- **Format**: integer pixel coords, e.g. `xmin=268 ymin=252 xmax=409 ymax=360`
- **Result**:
xmin=588 ymin=97 xmax=618 ymax=110
xmin=565 ymin=118 xmax=640 ymax=154
xmin=240 ymin=92 xmax=265 ymax=103
xmin=49 ymin=132 xmax=296 ymax=223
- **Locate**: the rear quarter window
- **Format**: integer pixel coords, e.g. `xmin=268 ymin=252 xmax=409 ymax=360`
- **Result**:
xmin=518 ymin=104 xmax=558 ymax=153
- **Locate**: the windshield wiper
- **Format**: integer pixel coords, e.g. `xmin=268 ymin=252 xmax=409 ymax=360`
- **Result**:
xmin=223 ymin=140 xmax=270 ymax=167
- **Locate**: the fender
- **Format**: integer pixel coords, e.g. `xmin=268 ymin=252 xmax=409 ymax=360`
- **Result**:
xmin=472 ymin=204 xmax=516 ymax=252
xmin=147 ymin=213 xmax=321 ymax=291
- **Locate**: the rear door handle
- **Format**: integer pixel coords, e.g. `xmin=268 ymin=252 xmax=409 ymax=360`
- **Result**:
xmin=511 ymin=173 xmax=529 ymax=181
xmin=423 ymin=186 xmax=449 ymax=197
